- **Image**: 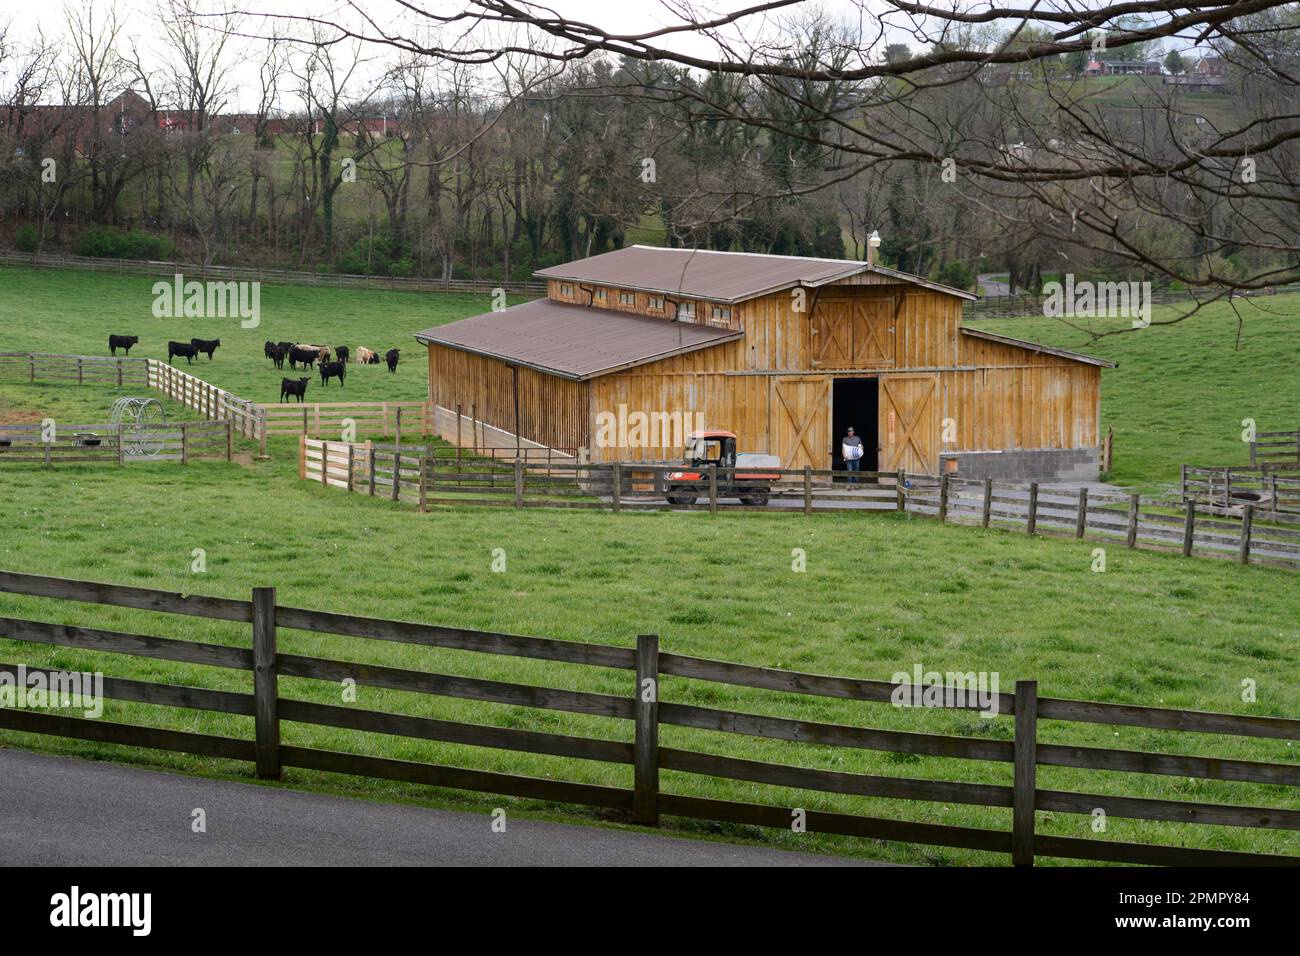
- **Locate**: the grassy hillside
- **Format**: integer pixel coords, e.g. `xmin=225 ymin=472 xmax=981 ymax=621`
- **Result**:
xmin=971 ymin=291 xmax=1300 ymax=490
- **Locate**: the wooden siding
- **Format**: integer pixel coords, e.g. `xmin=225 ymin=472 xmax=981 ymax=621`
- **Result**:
xmin=427 ymin=343 xmax=589 ymax=452
xmin=546 ymin=279 xmax=741 ymax=331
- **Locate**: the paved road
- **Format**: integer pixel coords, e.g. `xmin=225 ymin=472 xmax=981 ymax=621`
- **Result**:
xmin=0 ymin=749 xmax=876 ymax=867
xmin=976 ymin=273 xmax=1012 ymax=297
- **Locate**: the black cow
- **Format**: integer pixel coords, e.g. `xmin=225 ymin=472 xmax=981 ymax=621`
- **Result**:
xmin=168 ymin=341 xmax=199 ymax=365
xmin=280 ymin=377 xmax=310 ymax=403
xmin=289 ymin=346 xmax=320 ymax=369
xmin=108 ymin=334 xmax=139 ymax=356
xmin=335 ymin=345 xmax=350 ymax=364
xmin=277 ymin=341 xmax=294 ymax=355
xmin=269 ymin=345 xmax=286 ymax=370
xmin=319 ymin=360 xmax=346 ymax=387
xmin=264 ymin=340 xmax=276 ymax=359
xmin=385 ymin=348 xmax=400 ymax=372
xmin=190 ymin=338 xmax=221 ymax=360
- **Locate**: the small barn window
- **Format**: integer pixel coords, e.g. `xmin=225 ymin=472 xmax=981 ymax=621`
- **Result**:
xmin=619 ymin=291 xmax=635 ymax=306
xmin=709 ymin=305 xmax=732 ymax=323
xmin=678 ymin=301 xmax=696 ymax=320
xmin=560 ymin=283 xmax=574 ymax=297
xmin=593 ymin=288 xmax=606 ymax=302
xmin=649 ymin=296 xmax=664 ymax=311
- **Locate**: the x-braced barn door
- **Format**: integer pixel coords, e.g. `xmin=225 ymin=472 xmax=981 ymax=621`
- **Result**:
xmin=812 ymin=296 xmax=897 ymax=369
xmin=879 ymin=374 xmax=938 ymax=475
xmin=773 ymin=376 xmax=830 ymax=470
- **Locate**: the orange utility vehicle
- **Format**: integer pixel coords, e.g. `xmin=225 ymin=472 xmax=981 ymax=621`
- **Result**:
xmin=664 ymin=430 xmax=782 ymax=506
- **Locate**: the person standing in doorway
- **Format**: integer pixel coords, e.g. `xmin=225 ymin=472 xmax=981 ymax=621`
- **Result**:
xmin=842 ymin=426 xmax=864 ymax=485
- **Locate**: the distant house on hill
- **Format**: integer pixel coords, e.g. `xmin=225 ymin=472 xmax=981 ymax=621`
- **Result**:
xmin=1085 ymin=59 xmax=1163 ymax=76
xmin=1196 ymin=56 xmax=1228 ymax=77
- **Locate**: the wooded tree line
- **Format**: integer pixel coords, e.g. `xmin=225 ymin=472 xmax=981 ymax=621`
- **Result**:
xmin=3 ymin=0 xmax=1300 ymax=298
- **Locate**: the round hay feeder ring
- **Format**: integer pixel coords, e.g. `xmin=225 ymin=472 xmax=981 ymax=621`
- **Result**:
xmin=110 ymin=397 xmax=167 ymax=457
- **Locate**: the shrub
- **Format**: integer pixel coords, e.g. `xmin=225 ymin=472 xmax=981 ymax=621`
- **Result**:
xmin=337 ymin=231 xmax=407 ymax=276
xmin=14 ymin=224 xmax=39 ymax=253
xmin=75 ymin=227 xmax=171 ymax=260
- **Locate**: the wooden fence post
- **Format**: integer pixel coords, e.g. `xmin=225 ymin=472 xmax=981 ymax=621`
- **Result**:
xmin=252 ymin=586 xmax=280 ymax=780
xmin=117 ymin=423 xmax=125 ymax=467
xmin=982 ymin=477 xmax=993 ymax=528
xmin=346 ymin=444 xmax=355 ymax=493
xmin=803 ymin=464 xmax=812 ymax=515
xmin=633 ymin=633 xmax=660 ymax=826
xmin=225 ymin=421 xmax=232 ymax=462
xmin=257 ymin=410 xmax=268 ymax=460
xmin=708 ymin=463 xmax=718 ymax=515
xmin=418 ymin=452 xmax=428 ymax=512
xmin=1075 ymin=486 xmax=1088 ymax=538
xmin=1026 ymin=482 xmax=1038 ymax=534
xmin=321 ymin=441 xmax=329 ymax=486
xmin=1126 ymin=493 xmax=1140 ymax=548
xmin=1012 ymin=679 xmax=1038 ymax=867
xmin=298 ymin=434 xmax=306 ymax=480
xmin=1239 ymin=504 xmax=1254 ymax=564
xmin=514 ymin=457 xmax=524 ymax=508
xmin=611 ymin=462 xmax=622 ymax=513
xmin=1183 ymin=500 xmax=1196 ymax=557
xmin=896 ymin=469 xmax=905 ymax=512
xmin=368 ymin=444 xmax=376 ymax=496
xmin=180 ymin=423 xmax=188 ymax=465
xmin=395 ymin=406 xmax=403 ymax=447
xmin=938 ymin=472 xmax=950 ymax=523
xmin=391 ymin=450 xmax=401 ymax=501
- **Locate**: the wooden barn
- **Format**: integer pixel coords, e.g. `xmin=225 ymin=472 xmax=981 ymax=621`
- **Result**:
xmin=415 ymin=246 xmax=1115 ymax=480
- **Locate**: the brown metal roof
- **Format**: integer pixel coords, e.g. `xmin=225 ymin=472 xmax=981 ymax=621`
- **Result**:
xmin=414 ymin=298 xmax=742 ymax=380
xmin=535 ymin=244 xmax=977 ymax=302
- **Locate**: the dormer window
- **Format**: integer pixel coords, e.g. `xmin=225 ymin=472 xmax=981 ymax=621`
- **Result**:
xmin=678 ymin=301 xmax=696 ymax=320
xmin=709 ymin=305 xmax=732 ymax=323
xmin=619 ymin=291 xmax=635 ymax=306
xmin=649 ymin=296 xmax=664 ymax=311
xmin=594 ymin=288 xmax=606 ymax=302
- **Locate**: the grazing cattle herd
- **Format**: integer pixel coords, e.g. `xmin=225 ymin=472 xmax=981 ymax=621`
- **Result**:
xmin=105 ymin=333 xmax=405 ymax=405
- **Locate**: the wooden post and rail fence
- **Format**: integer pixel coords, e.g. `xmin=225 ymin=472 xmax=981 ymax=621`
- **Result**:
xmin=0 ymin=420 xmax=232 ymax=466
xmin=0 ymin=568 xmax=1296 ymax=866
xmin=298 ymin=440 xmax=1300 ymax=571
xmin=0 ymin=352 xmax=436 ymax=457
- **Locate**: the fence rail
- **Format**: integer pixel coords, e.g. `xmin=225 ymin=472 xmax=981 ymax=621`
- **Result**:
xmin=146 ymin=361 xmax=264 ymax=440
xmin=0 ymin=567 xmax=1295 ymax=866
xmin=2 ymin=352 xmax=437 ymax=451
xmin=0 ymin=250 xmax=548 ymax=296
xmin=299 ymin=441 xmax=1300 ymax=571
xmin=0 ymin=351 xmax=149 ymax=387
xmin=963 ymin=283 xmax=1300 ymax=320
xmin=267 ymin=401 xmax=431 ymax=439
xmin=1182 ymin=465 xmax=1300 ymax=515
xmin=0 ymin=420 xmax=231 ymax=465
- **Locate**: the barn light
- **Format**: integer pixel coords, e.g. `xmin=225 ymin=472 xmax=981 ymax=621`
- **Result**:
xmin=868 ymin=230 xmax=882 ymax=265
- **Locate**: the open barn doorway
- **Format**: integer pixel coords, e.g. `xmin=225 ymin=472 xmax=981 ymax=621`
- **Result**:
xmin=832 ymin=377 xmax=879 ymax=478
